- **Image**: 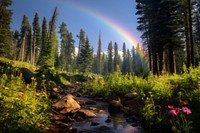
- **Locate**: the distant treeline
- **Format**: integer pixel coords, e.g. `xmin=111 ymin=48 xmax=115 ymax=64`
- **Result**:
xmin=0 ymin=1 xmax=148 ymax=75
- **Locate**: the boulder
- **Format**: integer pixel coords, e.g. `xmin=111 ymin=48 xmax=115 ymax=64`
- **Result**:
xmin=53 ymin=94 xmax=80 ymax=113
xmin=108 ymin=97 xmax=123 ymax=112
xmin=122 ymin=99 xmax=143 ymax=113
xmin=53 ymin=88 xmax=60 ymax=93
xmin=125 ymin=92 xmax=138 ymax=99
xmin=76 ymin=109 xmax=96 ymax=118
xmin=20 ymin=67 xmax=41 ymax=88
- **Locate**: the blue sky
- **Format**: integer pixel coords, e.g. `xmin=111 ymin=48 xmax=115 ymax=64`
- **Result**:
xmin=10 ymin=0 xmax=141 ymax=51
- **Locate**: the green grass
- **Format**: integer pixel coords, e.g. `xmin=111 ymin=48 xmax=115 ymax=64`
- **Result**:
xmin=0 ymin=73 xmax=51 ymax=132
xmin=0 ymin=57 xmax=38 ymax=71
xmin=81 ymin=66 xmax=200 ymax=132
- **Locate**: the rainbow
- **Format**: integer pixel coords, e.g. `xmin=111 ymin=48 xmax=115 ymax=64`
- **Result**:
xmin=56 ymin=0 xmax=147 ymax=60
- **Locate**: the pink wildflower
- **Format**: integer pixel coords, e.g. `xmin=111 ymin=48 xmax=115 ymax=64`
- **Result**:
xmin=176 ymin=108 xmax=182 ymax=114
xmin=168 ymin=105 xmax=174 ymax=109
xmin=181 ymin=107 xmax=192 ymax=115
xmin=168 ymin=109 xmax=178 ymax=116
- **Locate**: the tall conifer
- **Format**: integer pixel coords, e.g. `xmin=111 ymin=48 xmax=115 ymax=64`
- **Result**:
xmin=0 ymin=0 xmax=12 ymax=57
xmin=107 ymin=41 xmax=113 ymax=73
xmin=32 ymin=12 xmax=41 ymax=65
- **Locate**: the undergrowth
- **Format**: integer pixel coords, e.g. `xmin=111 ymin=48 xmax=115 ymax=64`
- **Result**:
xmin=81 ymin=65 xmax=200 ymax=132
xmin=0 ymin=64 xmax=51 ymax=132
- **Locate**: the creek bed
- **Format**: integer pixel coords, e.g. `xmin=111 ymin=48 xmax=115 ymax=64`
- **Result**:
xmin=72 ymin=97 xmax=143 ymax=133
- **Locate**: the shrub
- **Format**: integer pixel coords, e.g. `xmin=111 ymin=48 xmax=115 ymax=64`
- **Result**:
xmin=0 ymin=73 xmax=51 ymax=132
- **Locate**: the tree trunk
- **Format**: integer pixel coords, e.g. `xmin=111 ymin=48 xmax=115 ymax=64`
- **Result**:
xmin=173 ymin=51 xmax=177 ymax=74
xmin=152 ymin=52 xmax=158 ymax=75
xmin=184 ymin=10 xmax=191 ymax=68
xmin=168 ymin=44 xmax=174 ymax=74
xmin=187 ymin=0 xmax=194 ymax=67
xmin=32 ymin=32 xmax=36 ymax=65
xmin=19 ymin=31 xmax=27 ymax=62
xmin=158 ymin=51 xmax=163 ymax=74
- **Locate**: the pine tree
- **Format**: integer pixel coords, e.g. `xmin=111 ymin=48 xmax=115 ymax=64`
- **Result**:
xmin=38 ymin=17 xmax=48 ymax=66
xmin=194 ymin=0 xmax=200 ymax=65
xmin=113 ymin=42 xmax=121 ymax=72
xmin=32 ymin=12 xmax=41 ymax=65
xmin=25 ymin=27 xmax=32 ymax=63
xmin=0 ymin=0 xmax=12 ymax=58
xmin=11 ymin=30 xmax=20 ymax=59
xmin=136 ymin=0 xmax=184 ymax=74
xmin=102 ymin=53 xmax=108 ymax=75
xmin=92 ymin=54 xmax=98 ymax=73
xmin=77 ymin=29 xmax=86 ymax=68
xmin=78 ymin=36 xmax=93 ymax=73
xmin=107 ymin=41 xmax=113 ymax=73
xmin=59 ymin=22 xmax=68 ymax=71
xmin=52 ymin=32 xmax=59 ymax=68
xmin=19 ymin=15 xmax=31 ymax=62
xmin=186 ymin=0 xmax=195 ymax=67
xmin=67 ymin=32 xmax=75 ymax=72
xmin=97 ymin=32 xmax=102 ymax=74
xmin=126 ymin=49 xmax=132 ymax=73
xmin=131 ymin=46 xmax=136 ymax=72
xmin=122 ymin=42 xmax=127 ymax=73
xmin=40 ymin=7 xmax=58 ymax=68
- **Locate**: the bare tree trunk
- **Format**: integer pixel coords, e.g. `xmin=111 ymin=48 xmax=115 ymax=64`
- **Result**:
xmin=32 ymin=32 xmax=36 ymax=65
xmin=168 ymin=44 xmax=174 ymax=74
xmin=19 ymin=31 xmax=27 ymax=62
xmin=173 ymin=51 xmax=177 ymax=74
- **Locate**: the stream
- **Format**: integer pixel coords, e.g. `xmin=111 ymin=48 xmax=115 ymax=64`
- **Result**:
xmin=72 ymin=97 xmax=143 ymax=133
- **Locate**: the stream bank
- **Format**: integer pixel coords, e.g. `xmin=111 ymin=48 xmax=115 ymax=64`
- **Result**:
xmin=44 ymin=85 xmax=143 ymax=133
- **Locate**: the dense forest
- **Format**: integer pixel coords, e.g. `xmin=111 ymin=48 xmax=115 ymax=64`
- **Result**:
xmin=1 ymin=0 xmax=200 ymax=133
xmin=136 ymin=0 xmax=200 ymax=75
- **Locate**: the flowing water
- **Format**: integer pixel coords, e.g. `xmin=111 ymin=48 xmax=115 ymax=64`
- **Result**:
xmin=72 ymin=98 xmax=143 ymax=133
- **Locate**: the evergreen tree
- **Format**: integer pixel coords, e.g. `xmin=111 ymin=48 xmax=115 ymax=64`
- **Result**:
xmin=58 ymin=23 xmax=75 ymax=72
xmin=126 ymin=49 xmax=132 ymax=73
xmin=122 ymin=42 xmax=127 ymax=73
xmin=59 ymin=22 xmax=68 ymax=71
xmin=77 ymin=29 xmax=86 ymax=68
xmin=0 ymin=0 xmax=12 ymax=57
xmin=131 ymin=46 xmax=136 ymax=72
xmin=11 ymin=30 xmax=20 ymax=59
xmin=113 ymin=42 xmax=121 ymax=72
xmin=92 ymin=54 xmax=98 ymax=73
xmin=38 ymin=17 xmax=48 ymax=66
xmin=194 ymin=0 xmax=200 ymax=65
xmin=25 ymin=27 xmax=32 ymax=63
xmin=32 ymin=12 xmax=41 ymax=65
xmin=102 ymin=53 xmax=108 ymax=75
xmin=51 ymin=29 xmax=59 ymax=68
xmin=78 ymin=36 xmax=93 ymax=73
xmin=135 ymin=0 xmax=184 ymax=74
xmin=107 ymin=41 xmax=113 ymax=73
xmin=19 ymin=15 xmax=31 ymax=62
xmin=40 ymin=7 xmax=58 ymax=68
xmin=67 ymin=32 xmax=75 ymax=72
xmin=97 ymin=32 xmax=102 ymax=74
xmin=186 ymin=0 xmax=195 ymax=67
